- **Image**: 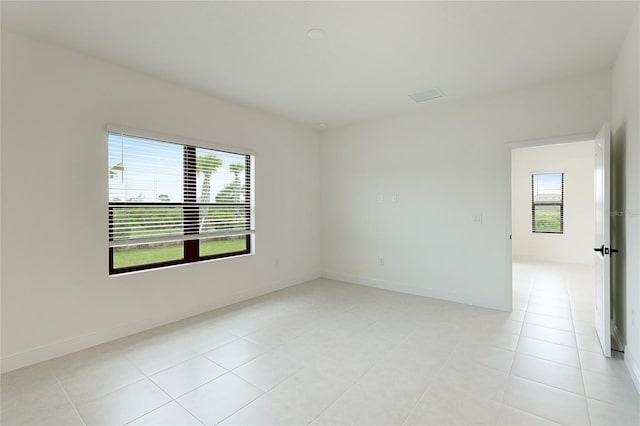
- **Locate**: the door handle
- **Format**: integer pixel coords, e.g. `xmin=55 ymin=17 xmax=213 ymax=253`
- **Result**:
xmin=594 ymin=245 xmax=619 ymax=256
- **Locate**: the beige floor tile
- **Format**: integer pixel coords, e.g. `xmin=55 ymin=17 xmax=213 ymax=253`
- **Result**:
xmin=1 ymin=399 xmax=85 ymax=426
xmin=312 ymin=385 xmax=410 ymax=426
xmin=588 ymin=397 xmax=640 ymax=426
xmin=129 ymin=402 xmax=202 ymax=425
xmin=150 ymin=356 xmax=226 ymax=398
xmin=582 ymin=369 xmax=640 ymax=410
xmin=353 ymin=363 xmax=433 ymax=411
xmin=204 ymin=338 xmax=269 ymax=370
xmin=182 ymin=329 xmax=238 ymax=355
xmin=454 ymin=345 xmax=515 ymax=372
xmin=432 ymin=360 xmax=509 ymax=402
xmin=232 ymin=351 xmax=302 ymax=391
xmin=1 ymin=373 xmax=67 ymax=410
xmin=573 ymin=319 xmax=597 ymax=336
xmin=511 ymin=353 xmax=584 ymax=394
xmin=579 ymin=350 xmax=631 ymax=378
xmin=503 ymin=376 xmax=589 ymax=426
xmin=305 ymin=347 xmax=379 ymax=383
xmin=482 ymin=331 xmax=521 ymax=351
xmin=221 ymin=369 xmax=349 ymax=425
xmin=126 ymin=341 xmax=198 ymax=376
xmin=58 ymin=357 xmax=145 ymax=404
xmin=177 ymin=373 xmax=263 ymax=425
xmin=521 ymin=323 xmax=576 ymax=347
xmin=496 ymin=405 xmax=562 ymax=425
xmin=75 ymin=378 xmax=171 ymax=425
xmin=404 ymin=383 xmax=501 ymax=426
xmin=527 ymin=302 xmax=572 ymax=319
xmin=524 ymin=312 xmax=573 ymax=332
xmin=576 ymin=332 xmax=605 ymax=353
xmin=516 ymin=336 xmax=580 ymax=367
xmin=1 ymin=371 xmax=84 ymax=426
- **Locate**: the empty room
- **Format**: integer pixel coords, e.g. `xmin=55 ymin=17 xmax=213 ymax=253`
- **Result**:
xmin=1 ymin=1 xmax=639 ymax=425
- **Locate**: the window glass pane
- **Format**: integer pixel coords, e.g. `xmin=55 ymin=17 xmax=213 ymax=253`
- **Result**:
xmin=534 ymin=205 xmax=562 ymax=233
xmin=200 ymin=236 xmax=247 ymax=257
xmin=113 ymin=241 xmax=184 ymax=269
xmin=111 ymin=206 xmax=183 ymax=241
xmin=195 ymin=147 xmax=246 ymax=204
xmin=533 ymin=173 xmax=563 ymax=203
xmin=108 ymin=134 xmax=184 ymax=202
xmin=199 ymin=205 xmax=249 ymax=234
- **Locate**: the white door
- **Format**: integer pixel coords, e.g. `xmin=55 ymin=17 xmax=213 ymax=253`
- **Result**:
xmin=594 ymin=123 xmax=611 ymax=357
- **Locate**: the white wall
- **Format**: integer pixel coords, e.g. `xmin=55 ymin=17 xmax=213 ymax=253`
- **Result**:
xmin=0 ymin=32 xmax=321 ymax=372
xmin=611 ymin=4 xmax=640 ymax=391
xmin=320 ymin=71 xmax=611 ymax=311
xmin=512 ymin=141 xmax=595 ymax=265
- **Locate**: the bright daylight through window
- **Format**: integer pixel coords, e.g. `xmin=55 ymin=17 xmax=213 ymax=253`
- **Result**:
xmin=108 ymin=130 xmax=254 ymax=274
xmin=531 ymin=172 xmax=563 ymax=234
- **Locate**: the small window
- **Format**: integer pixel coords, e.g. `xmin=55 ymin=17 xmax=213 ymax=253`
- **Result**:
xmin=532 ymin=173 xmax=563 ymax=234
xmin=108 ymin=129 xmax=254 ymax=274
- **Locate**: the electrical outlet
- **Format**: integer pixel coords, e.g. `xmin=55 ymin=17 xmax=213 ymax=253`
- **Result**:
xmin=472 ymin=213 xmax=483 ymax=224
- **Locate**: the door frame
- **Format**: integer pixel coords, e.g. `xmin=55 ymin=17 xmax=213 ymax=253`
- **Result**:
xmin=504 ymin=132 xmax=596 ymax=311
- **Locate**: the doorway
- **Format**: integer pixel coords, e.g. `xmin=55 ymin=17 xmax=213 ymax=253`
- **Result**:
xmin=507 ymin=137 xmax=613 ymax=356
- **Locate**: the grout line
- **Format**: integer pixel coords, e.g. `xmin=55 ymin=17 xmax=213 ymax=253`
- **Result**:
xmin=122 ymin=400 xmax=176 ymax=426
xmin=498 ymin=265 xmax=531 ymax=416
xmin=304 ymin=326 xmax=411 ymax=424
xmin=511 ymin=349 xmax=580 ymax=370
xmin=55 ymin=376 xmax=87 ymax=426
xmin=399 ymin=364 xmax=448 ymax=426
xmin=125 ymin=363 xmax=182 ymax=423
xmin=569 ymin=288 xmax=594 ymax=426
xmin=56 ymin=371 xmax=149 ymax=406
xmin=124 ymin=358 xmax=210 ymax=426
xmin=306 ymin=382 xmax=352 ymax=425
xmin=509 ymin=372 xmax=586 ymax=398
xmin=518 ymin=333 xmax=578 ymax=349
xmin=211 ymin=373 xmax=270 ymax=425
xmin=172 ymin=399 xmax=206 ymax=426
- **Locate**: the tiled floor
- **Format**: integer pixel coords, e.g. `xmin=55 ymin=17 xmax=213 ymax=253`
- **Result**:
xmin=1 ymin=262 xmax=639 ymax=425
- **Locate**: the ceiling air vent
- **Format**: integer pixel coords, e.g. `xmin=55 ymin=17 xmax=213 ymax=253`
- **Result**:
xmin=409 ymin=88 xmax=444 ymax=103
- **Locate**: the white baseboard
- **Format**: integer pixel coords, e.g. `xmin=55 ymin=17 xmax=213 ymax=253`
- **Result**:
xmin=321 ymin=270 xmax=507 ymax=311
xmin=511 ymin=257 xmax=594 ymax=267
xmin=624 ymin=345 xmax=640 ymax=395
xmin=1 ymin=271 xmax=321 ymax=374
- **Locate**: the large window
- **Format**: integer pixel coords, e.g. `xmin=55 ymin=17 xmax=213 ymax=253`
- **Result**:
xmin=108 ymin=129 xmax=254 ymax=274
xmin=532 ymin=172 xmax=563 ymax=234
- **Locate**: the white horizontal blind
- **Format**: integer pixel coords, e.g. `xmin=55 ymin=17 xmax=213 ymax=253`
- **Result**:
xmin=531 ymin=173 xmax=564 ymax=233
xmin=108 ymin=132 xmax=254 ymax=247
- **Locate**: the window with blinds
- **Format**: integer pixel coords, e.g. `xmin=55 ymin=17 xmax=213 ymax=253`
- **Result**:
xmin=532 ymin=173 xmax=563 ymax=234
xmin=108 ymin=129 xmax=254 ymax=274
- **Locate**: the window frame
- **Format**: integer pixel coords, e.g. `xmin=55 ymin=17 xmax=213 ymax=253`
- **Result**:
xmin=531 ymin=172 xmax=564 ymax=234
xmin=107 ymin=125 xmax=254 ymax=275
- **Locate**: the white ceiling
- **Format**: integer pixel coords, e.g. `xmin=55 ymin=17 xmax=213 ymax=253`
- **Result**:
xmin=2 ymin=1 xmax=637 ymax=129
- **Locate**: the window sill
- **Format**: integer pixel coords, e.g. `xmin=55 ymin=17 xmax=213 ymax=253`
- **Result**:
xmin=108 ymin=252 xmax=255 ymax=277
